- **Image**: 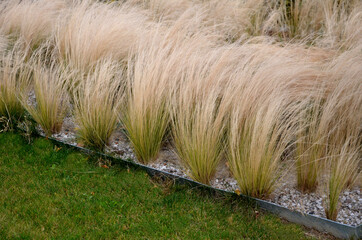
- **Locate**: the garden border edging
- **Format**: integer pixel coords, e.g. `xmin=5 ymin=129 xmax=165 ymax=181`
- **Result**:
xmin=41 ymin=135 xmax=361 ymax=239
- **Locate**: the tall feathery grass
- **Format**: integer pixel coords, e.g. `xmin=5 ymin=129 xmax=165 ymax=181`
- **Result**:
xmin=319 ymin=46 xmax=362 ymax=220
xmin=325 ymin=138 xmax=360 ymax=221
xmin=20 ymin=60 xmax=69 ymax=136
xmin=0 ymin=0 xmax=66 ymax=49
xmin=72 ymin=60 xmax=124 ymax=150
xmin=295 ymin=97 xmax=324 ymax=193
xmin=225 ymin=44 xmax=327 ymax=198
xmin=120 ymin=36 xmax=171 ymax=164
xmin=228 ymin=97 xmax=297 ymax=199
xmin=120 ymin=15 xmax=215 ymax=164
xmin=170 ymin=48 xmax=234 ymax=184
xmin=55 ymin=0 xmax=147 ymax=71
xmin=0 ymin=45 xmax=29 ymax=127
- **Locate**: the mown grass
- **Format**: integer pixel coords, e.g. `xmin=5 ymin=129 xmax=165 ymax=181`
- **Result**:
xmin=0 ymin=132 xmax=315 ymax=239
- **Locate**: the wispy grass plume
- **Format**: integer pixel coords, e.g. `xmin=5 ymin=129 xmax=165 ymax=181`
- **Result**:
xmin=121 ymin=45 xmax=170 ymax=164
xmin=55 ymin=0 xmax=147 ymax=71
xmin=72 ymin=60 xmax=124 ymax=150
xmin=20 ymin=62 xmax=69 ymax=136
xmin=170 ymin=49 xmax=232 ymax=184
xmin=120 ymin=24 xmax=211 ymax=164
xmin=325 ymin=138 xmax=360 ymax=221
xmin=228 ymin=97 xmax=296 ymax=199
xmin=295 ymin=97 xmax=324 ymax=193
xmin=320 ymin=46 xmax=362 ymax=220
xmin=0 ymin=46 xmax=29 ymax=127
xmin=0 ymin=0 xmax=66 ymax=48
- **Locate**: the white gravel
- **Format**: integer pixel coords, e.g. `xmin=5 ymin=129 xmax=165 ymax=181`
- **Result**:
xmin=269 ymin=183 xmax=361 ymax=226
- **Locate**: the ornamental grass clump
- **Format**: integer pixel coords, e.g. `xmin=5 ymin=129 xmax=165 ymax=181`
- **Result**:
xmin=72 ymin=60 xmax=124 ymax=150
xmin=170 ymin=49 xmax=232 ymax=184
xmin=21 ymin=62 xmax=69 ymax=136
xmin=120 ymin=23 xmax=211 ymax=164
xmin=0 ymin=47 xmax=29 ymax=127
xmin=121 ymin=72 xmax=169 ymax=164
xmin=325 ymin=139 xmax=360 ymax=221
xmin=121 ymin=39 xmax=171 ymax=164
xmin=320 ymin=46 xmax=362 ymax=220
xmin=224 ymin=44 xmax=327 ymax=199
xmin=228 ymin=98 xmax=296 ymax=199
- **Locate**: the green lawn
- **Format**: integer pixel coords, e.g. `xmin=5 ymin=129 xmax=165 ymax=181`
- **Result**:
xmin=0 ymin=132 xmax=314 ymax=239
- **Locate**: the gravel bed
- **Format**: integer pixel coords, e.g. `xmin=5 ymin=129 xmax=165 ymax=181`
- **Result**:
xmin=149 ymin=158 xmax=189 ymax=178
xmin=270 ymin=182 xmax=361 ymax=226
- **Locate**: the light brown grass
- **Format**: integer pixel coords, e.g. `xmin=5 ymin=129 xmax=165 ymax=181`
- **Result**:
xmin=55 ymin=0 xmax=147 ymax=71
xmin=72 ymin=59 xmax=124 ymax=150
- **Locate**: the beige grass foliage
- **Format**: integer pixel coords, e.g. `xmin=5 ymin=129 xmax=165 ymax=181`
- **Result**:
xmin=55 ymin=0 xmax=147 ymax=71
xmin=20 ymin=61 xmax=69 ymax=136
xmin=295 ymin=96 xmax=325 ymax=193
xmin=228 ymin=97 xmax=297 ymax=199
xmin=120 ymin=35 xmax=172 ymax=164
xmin=0 ymin=0 xmax=66 ymax=48
xmin=170 ymin=48 xmax=236 ymax=184
xmin=0 ymin=44 xmax=29 ymax=125
xmin=319 ymin=46 xmax=362 ymax=220
xmin=72 ymin=60 xmax=124 ymax=150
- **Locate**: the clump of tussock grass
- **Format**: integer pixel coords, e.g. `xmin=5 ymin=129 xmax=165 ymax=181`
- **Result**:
xmin=121 ymin=60 xmax=170 ymax=164
xmin=318 ymin=46 xmax=362 ymax=220
xmin=20 ymin=60 xmax=69 ymax=136
xmin=121 ymin=23 xmax=212 ymax=164
xmin=72 ymin=60 xmax=124 ymax=150
xmin=223 ymin=43 xmax=329 ymax=198
xmin=0 ymin=0 xmax=66 ymax=49
xmin=325 ymin=138 xmax=360 ymax=221
xmin=228 ymin=97 xmax=298 ymax=199
xmin=0 ymin=45 xmax=29 ymax=127
xmin=55 ymin=0 xmax=147 ymax=71
xmin=170 ymin=47 xmax=237 ymax=184
xmin=120 ymin=41 xmax=171 ymax=164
